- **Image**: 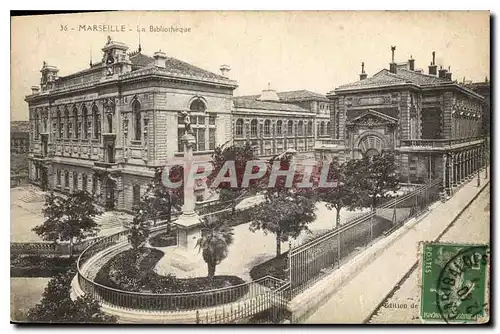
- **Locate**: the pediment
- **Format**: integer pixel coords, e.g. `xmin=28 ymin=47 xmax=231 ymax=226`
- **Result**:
xmin=348 ymin=109 xmax=398 ymax=126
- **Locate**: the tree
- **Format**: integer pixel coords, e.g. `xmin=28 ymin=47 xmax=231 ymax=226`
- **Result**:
xmin=250 ymin=153 xmax=317 ymax=256
xmin=358 ymin=153 xmax=400 ymax=209
xmin=318 ymin=159 xmax=362 ymax=228
xmin=33 ymin=191 xmax=102 ymax=258
xmin=140 ymin=167 xmax=183 ymax=226
xmin=27 ymin=269 xmax=116 ymax=323
xmin=128 ymin=214 xmax=149 ymax=250
xmin=208 ymin=142 xmax=259 ymax=214
xmin=196 ymin=213 xmax=234 ymax=279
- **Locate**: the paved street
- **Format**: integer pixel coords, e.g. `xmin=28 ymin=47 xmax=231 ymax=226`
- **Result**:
xmin=368 ymin=185 xmax=490 ymax=324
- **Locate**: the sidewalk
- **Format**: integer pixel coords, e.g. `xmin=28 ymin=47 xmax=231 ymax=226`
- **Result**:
xmin=302 ymin=173 xmax=490 ymax=324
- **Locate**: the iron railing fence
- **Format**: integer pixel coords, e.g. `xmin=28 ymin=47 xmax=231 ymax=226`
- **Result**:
xmin=197 ymin=281 xmax=291 ymax=324
xmin=289 ymin=178 xmax=442 ymax=296
xmin=76 ymin=226 xmax=288 ymax=313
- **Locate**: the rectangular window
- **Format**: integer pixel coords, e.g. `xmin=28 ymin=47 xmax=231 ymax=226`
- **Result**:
xmin=197 ymin=128 xmax=205 ymax=151
xmin=178 ymin=128 xmax=184 ymax=152
xmin=92 ymin=176 xmax=97 ymax=194
xmin=56 ymin=170 xmax=61 ymax=186
xmin=209 ymin=128 xmax=216 ymax=150
xmin=73 ymin=173 xmax=78 ymax=191
xmin=209 ymin=115 xmax=216 ymax=125
xmin=82 ymin=174 xmax=87 ymax=192
xmin=198 ymin=116 xmax=205 ymax=125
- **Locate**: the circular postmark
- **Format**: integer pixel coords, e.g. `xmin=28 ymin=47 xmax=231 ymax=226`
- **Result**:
xmin=435 ymin=245 xmax=489 ymax=323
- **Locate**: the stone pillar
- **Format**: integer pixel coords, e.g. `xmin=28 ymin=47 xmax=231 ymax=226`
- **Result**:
xmin=450 ymin=153 xmax=455 ymax=189
xmin=174 ymin=132 xmax=202 ymax=270
xmin=460 ymin=153 xmax=465 ymax=183
xmin=440 ymin=153 xmax=447 ymax=202
xmin=467 ymin=150 xmax=472 ymax=180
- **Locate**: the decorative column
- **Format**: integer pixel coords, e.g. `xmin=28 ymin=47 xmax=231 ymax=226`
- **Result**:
xmin=460 ymin=152 xmax=465 ymax=183
xmin=467 ymin=150 xmax=472 ymax=180
xmin=450 ymin=153 xmax=455 ymax=191
xmin=440 ymin=153 xmax=447 ymax=202
xmin=477 ymin=148 xmax=481 ymax=187
xmin=173 ymin=118 xmax=204 ymax=271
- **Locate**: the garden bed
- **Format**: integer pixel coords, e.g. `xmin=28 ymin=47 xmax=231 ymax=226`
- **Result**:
xmin=94 ymin=248 xmax=248 ymax=310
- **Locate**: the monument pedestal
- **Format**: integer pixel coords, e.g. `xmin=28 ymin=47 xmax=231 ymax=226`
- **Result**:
xmin=172 ymin=212 xmax=202 ymax=272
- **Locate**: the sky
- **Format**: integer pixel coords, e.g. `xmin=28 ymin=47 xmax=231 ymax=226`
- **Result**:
xmin=11 ymin=11 xmax=490 ymax=121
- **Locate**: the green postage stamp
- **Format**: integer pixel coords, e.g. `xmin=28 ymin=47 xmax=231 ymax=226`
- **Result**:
xmin=419 ymin=242 xmax=490 ymax=324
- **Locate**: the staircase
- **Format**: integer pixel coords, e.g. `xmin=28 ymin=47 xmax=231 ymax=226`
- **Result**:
xmin=18 ymin=190 xmax=45 ymax=203
xmin=94 ymin=211 xmax=132 ymax=230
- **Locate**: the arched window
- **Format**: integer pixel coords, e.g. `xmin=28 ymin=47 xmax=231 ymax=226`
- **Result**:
xmin=64 ymin=108 xmax=70 ymax=138
xmin=327 ymin=122 xmax=332 ymax=135
xmin=133 ymin=100 xmax=141 ymax=141
xmin=276 ymin=120 xmax=283 ymax=136
xmin=92 ymin=105 xmax=100 ymax=139
xmin=133 ymin=184 xmax=141 ymax=208
xmin=307 ymin=121 xmax=313 ymax=135
xmin=298 ymin=120 xmax=304 ymax=136
xmin=190 ymin=99 xmax=206 ymax=112
xmin=287 ymin=120 xmax=294 ymax=135
xmin=178 ymin=98 xmax=215 ymax=152
xmin=250 ymin=119 xmax=258 ymax=137
xmin=264 ymin=120 xmax=271 ymax=137
xmin=320 ymin=121 xmax=325 ymax=136
xmin=235 ymin=118 xmax=244 ymax=138
xmin=73 ymin=107 xmax=79 ymax=139
xmin=82 ymin=106 xmax=88 ymax=139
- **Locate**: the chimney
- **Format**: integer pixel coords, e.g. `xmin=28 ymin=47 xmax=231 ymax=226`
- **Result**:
xmin=428 ymin=51 xmax=438 ymax=75
xmin=220 ymin=64 xmax=231 ymax=78
xmin=153 ymin=50 xmax=167 ymax=68
xmin=389 ymin=46 xmax=397 ymax=74
xmin=408 ymin=55 xmax=415 ymax=71
xmin=258 ymin=82 xmax=280 ymax=102
xmin=31 ymin=86 xmax=40 ymax=95
xmin=359 ymin=62 xmax=367 ymax=80
xmin=438 ymin=66 xmax=447 ymax=79
xmin=445 ymin=66 xmax=452 ymax=81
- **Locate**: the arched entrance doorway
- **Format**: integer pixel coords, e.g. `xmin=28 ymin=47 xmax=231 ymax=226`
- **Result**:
xmin=358 ymin=134 xmax=385 ymax=158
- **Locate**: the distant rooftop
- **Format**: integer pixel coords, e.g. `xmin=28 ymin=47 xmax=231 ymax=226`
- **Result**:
xmin=237 ymin=89 xmax=328 ymax=102
xmin=336 ymin=68 xmax=450 ymax=91
xmin=233 ymin=97 xmax=310 ymax=113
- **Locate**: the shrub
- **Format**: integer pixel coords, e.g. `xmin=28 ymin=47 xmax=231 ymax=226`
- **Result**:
xmin=148 ymin=231 xmax=177 ymax=248
xmin=249 ymin=252 xmax=289 ymax=281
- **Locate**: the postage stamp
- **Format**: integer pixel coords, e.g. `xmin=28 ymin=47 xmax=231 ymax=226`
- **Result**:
xmin=419 ymin=242 xmax=490 ymax=324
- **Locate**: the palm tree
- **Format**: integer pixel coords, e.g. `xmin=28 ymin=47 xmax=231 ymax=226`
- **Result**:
xmin=196 ymin=214 xmax=234 ymax=279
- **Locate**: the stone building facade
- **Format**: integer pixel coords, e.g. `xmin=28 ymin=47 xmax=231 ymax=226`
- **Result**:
xmin=316 ymin=48 xmax=487 ymax=197
xmin=25 ymin=37 xmax=237 ymax=211
xmin=11 ymin=121 xmax=30 ymax=154
xmin=233 ymin=89 xmax=332 ymax=157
